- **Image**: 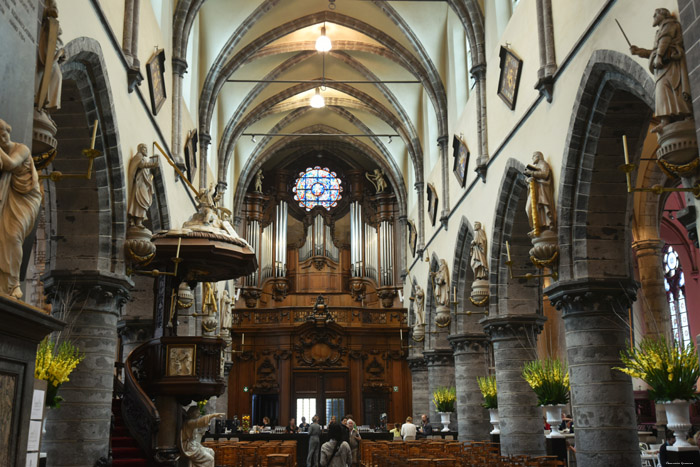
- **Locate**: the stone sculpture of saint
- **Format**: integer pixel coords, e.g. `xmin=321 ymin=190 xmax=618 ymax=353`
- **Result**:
xmin=127 ymin=144 xmax=159 ymax=229
xmin=220 ymin=288 xmax=232 ymax=330
xmin=630 ymin=8 xmax=692 ymax=131
xmin=35 ymin=0 xmax=64 ymax=111
xmin=524 ymin=152 xmax=556 ymax=236
xmin=470 ymin=222 xmax=489 ymax=281
xmin=413 ymin=284 xmax=425 ymax=326
xmin=180 ymin=406 xmax=225 ymax=467
xmin=365 ymin=168 xmax=387 ymax=193
xmin=0 ymin=119 xmax=42 ymax=299
xmin=433 ymin=259 xmax=449 ymax=307
xmin=254 ymin=169 xmax=264 ymax=193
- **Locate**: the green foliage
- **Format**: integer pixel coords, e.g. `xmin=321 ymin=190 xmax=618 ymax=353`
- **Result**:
xmin=615 ymin=336 xmax=700 ymax=402
xmin=522 ymin=358 xmax=570 ymax=406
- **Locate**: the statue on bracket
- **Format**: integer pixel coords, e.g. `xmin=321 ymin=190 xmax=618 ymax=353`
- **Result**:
xmin=0 ymin=119 xmax=42 ymax=299
xmin=254 ymin=169 xmax=264 ymax=193
xmin=201 ymin=282 xmax=219 ymax=336
xmin=431 ymin=259 xmax=451 ymax=327
xmin=365 ymin=168 xmax=387 ymax=193
xmin=630 ymin=8 xmax=692 ymax=133
xmin=219 ymin=288 xmax=232 ymax=335
xmin=32 ymin=0 xmax=65 ymax=161
xmin=469 ymin=222 xmax=489 ymax=307
xmin=180 ymin=406 xmax=225 ymax=467
xmin=125 ymin=144 xmax=159 ymax=266
xmin=411 ymin=283 xmax=426 ymax=342
xmin=524 ymin=152 xmax=559 ymax=269
xmin=630 ymin=8 xmax=699 ymax=182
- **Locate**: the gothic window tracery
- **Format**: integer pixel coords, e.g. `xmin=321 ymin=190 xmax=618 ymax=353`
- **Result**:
xmin=293 ymin=166 xmax=343 ymax=211
xmin=664 ymin=245 xmax=690 ymax=347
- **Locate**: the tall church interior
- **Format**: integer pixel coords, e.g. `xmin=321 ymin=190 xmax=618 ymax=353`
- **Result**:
xmin=5 ymin=0 xmax=700 ymax=466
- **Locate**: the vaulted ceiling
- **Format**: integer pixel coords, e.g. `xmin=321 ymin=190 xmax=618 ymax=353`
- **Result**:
xmin=174 ymin=0 xmax=484 ymax=212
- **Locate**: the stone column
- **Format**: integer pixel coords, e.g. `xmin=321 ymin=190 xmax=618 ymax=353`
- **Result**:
xmin=438 ymin=135 xmax=450 ymax=230
xmin=632 ymin=239 xmax=671 ymax=340
xmin=199 ymin=131 xmax=211 ymax=190
xmin=171 ymin=57 xmax=188 ymax=169
xmin=472 ymin=64 xmax=489 ymax=179
xmin=482 ymin=315 xmax=546 ymax=457
xmin=42 ymin=271 xmax=131 ymax=466
xmin=414 ymin=181 xmax=425 ymax=253
xmin=534 ymin=0 xmax=557 ymax=101
xmin=448 ymin=333 xmax=490 ymax=441
xmin=407 ymin=356 xmax=429 ymax=422
xmin=424 ymin=349 xmax=456 ymax=431
xmin=547 ymin=279 xmax=641 ymax=467
xmin=122 ymin=0 xmax=143 ymax=91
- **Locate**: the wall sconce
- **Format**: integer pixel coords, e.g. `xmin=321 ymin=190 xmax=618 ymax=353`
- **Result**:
xmin=620 ymin=134 xmax=700 ymax=198
xmin=505 ymin=241 xmax=557 ymax=281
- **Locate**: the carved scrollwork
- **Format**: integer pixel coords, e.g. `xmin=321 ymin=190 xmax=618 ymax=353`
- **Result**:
xmin=366 ymin=357 xmax=385 ymax=381
xmin=481 ymin=315 xmax=545 ymax=342
xmin=294 ymin=326 xmax=346 ymax=367
xmin=253 ymin=357 xmax=279 ymax=393
xmin=545 ymin=279 xmax=638 ymax=317
xmin=406 ymin=356 xmax=427 ymax=371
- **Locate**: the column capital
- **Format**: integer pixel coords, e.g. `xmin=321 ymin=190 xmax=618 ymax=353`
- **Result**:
xmin=481 ymin=314 xmax=545 ymax=341
xmin=414 ymin=181 xmax=424 ymax=193
xmin=172 ymin=57 xmax=188 ymax=76
xmin=407 ymin=356 xmax=427 ymax=371
xmin=470 ymin=63 xmax=486 ymax=81
xmin=448 ymin=332 xmax=489 ymax=354
xmin=199 ymin=132 xmax=212 ymax=147
xmin=43 ymin=270 xmax=133 ymax=315
xmin=631 ymin=238 xmax=664 ymax=254
xmin=423 ymin=349 xmax=454 ymax=368
xmin=545 ymin=278 xmax=638 ymax=316
xmin=437 ymin=135 xmax=449 ymax=148
xmin=216 ymin=180 xmax=228 ymax=195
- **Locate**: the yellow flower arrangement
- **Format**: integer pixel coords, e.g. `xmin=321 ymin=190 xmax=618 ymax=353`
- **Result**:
xmin=477 ymin=375 xmax=498 ymax=409
xmin=197 ymin=399 xmax=209 ymax=415
xmin=241 ymin=414 xmax=251 ymax=432
xmin=614 ymin=336 xmax=699 ymax=402
xmin=432 ymin=386 xmax=456 ymax=413
xmin=522 ymin=358 xmax=570 ymax=406
xmin=35 ymin=338 xmax=85 ymax=408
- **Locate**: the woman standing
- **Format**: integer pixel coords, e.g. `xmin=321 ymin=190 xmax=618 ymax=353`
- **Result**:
xmin=320 ymin=423 xmax=351 ymax=467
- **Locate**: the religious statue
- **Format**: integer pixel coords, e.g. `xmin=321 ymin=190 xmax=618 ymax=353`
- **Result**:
xmin=630 ymin=8 xmax=693 ymax=132
xmin=432 ymin=259 xmax=450 ymax=307
xmin=202 ymin=282 xmax=218 ymax=316
xmin=470 ymin=222 xmax=489 ymax=281
xmin=524 ymin=152 xmax=556 ymax=237
xmin=127 ymin=144 xmax=159 ymax=229
xmin=220 ymin=288 xmax=232 ymax=330
xmin=180 ymin=406 xmax=225 ymax=467
xmin=254 ymin=169 xmax=264 ymax=193
xmin=413 ymin=284 xmax=425 ymax=326
xmin=365 ymin=168 xmax=388 ymax=193
xmin=35 ymin=0 xmax=64 ymax=111
xmin=0 ymin=119 xmax=42 ymax=299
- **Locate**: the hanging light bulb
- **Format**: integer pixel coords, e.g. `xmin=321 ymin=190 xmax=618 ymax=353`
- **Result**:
xmin=315 ymin=25 xmax=332 ymax=52
xmin=310 ymin=87 xmax=325 ymax=108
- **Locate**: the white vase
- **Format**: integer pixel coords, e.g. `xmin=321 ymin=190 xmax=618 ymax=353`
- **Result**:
xmin=488 ymin=408 xmax=500 ymax=435
xmin=661 ymin=400 xmax=696 ymax=450
xmin=438 ymin=412 xmax=451 ymax=432
xmin=544 ymin=404 xmax=566 ymax=438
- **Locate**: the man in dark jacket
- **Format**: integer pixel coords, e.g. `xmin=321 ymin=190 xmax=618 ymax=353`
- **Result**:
xmin=418 ymin=414 xmax=433 ymax=438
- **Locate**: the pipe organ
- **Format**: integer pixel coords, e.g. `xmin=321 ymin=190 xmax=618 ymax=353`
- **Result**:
xmin=380 ymin=220 xmax=394 ymax=286
xmin=275 ymin=201 xmax=288 ymax=277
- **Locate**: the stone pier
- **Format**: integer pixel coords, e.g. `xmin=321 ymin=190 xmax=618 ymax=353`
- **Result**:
xmin=424 ymin=349 xmax=456 ymax=431
xmin=407 ymin=356 xmax=429 ymax=423
xmin=483 ymin=315 xmax=546 ymax=457
xmin=547 ymin=279 xmax=640 ymax=467
xmin=449 ymin=333 xmax=491 ymax=441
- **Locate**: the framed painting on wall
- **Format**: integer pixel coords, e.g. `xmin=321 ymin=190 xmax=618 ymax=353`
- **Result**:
xmin=497 ymin=46 xmax=523 ymax=110
xmin=427 ymin=183 xmax=438 ymax=227
xmin=407 ymin=220 xmax=417 ymax=257
xmin=452 ymin=135 xmax=470 ymax=187
xmin=146 ymin=48 xmax=167 ymax=115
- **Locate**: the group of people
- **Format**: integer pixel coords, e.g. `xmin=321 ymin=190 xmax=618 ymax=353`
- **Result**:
xmin=390 ymin=414 xmax=434 ymax=441
xmin=305 ymin=414 xmax=362 ymax=467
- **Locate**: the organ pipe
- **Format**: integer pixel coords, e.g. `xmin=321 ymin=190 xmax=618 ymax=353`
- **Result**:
xmin=246 ymin=219 xmax=260 ymax=285
xmin=261 ymin=223 xmax=273 ymax=280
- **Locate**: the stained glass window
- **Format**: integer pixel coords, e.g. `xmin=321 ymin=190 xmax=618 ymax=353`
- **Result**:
xmin=293 ymin=166 xmax=342 ymax=211
xmin=664 ymin=245 xmax=690 ymax=347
